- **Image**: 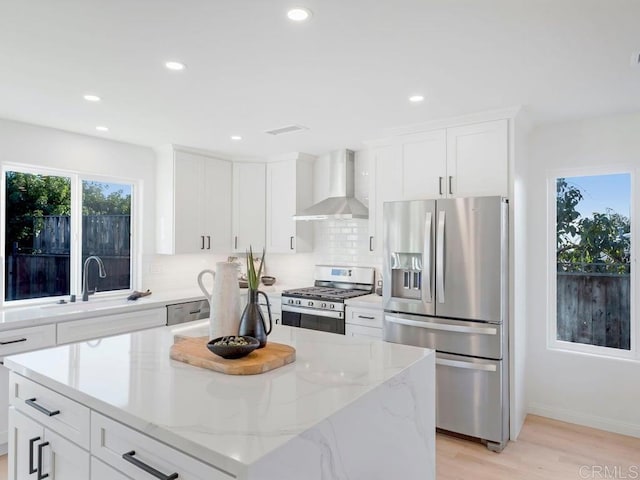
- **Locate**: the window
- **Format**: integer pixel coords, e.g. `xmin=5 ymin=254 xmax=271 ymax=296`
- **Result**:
xmin=3 ymin=167 xmax=134 ymax=303
xmin=552 ymin=172 xmax=633 ymax=356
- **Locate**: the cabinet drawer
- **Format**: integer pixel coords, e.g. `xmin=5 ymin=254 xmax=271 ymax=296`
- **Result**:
xmin=10 ymin=373 xmax=90 ymax=447
xmin=91 ymin=412 xmax=233 ymax=480
xmin=92 ymin=457 xmax=131 ymax=480
xmin=57 ymin=308 xmax=166 ymax=344
xmin=0 ymin=324 xmax=56 ymax=357
xmin=346 ymin=323 xmax=382 ymax=339
xmin=347 ymin=308 xmax=383 ymax=328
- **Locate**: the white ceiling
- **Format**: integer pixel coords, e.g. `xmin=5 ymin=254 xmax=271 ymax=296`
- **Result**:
xmin=0 ymin=0 xmax=639 ymax=158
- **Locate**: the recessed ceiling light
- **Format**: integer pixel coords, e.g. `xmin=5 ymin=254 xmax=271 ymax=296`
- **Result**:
xmin=230 ymin=135 xmax=243 ymax=141
xmin=95 ymin=126 xmax=109 ymax=132
xmin=165 ymin=61 xmax=186 ymax=71
xmin=83 ymin=94 xmax=101 ymax=102
xmin=409 ymin=95 xmax=425 ymax=103
xmin=287 ymin=7 xmax=312 ymax=22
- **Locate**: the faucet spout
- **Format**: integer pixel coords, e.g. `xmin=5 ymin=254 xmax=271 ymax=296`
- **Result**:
xmin=82 ymin=256 xmax=107 ymax=301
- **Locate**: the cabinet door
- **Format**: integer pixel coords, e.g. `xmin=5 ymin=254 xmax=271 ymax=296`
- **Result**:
xmin=174 ymin=150 xmax=205 ymax=253
xmin=266 ymin=160 xmax=296 ymax=253
xmin=203 ymin=158 xmax=232 ymax=252
xmin=8 ymin=407 xmax=43 ymax=480
xmin=446 ymin=119 xmax=508 ymax=198
xmin=401 ymin=130 xmax=447 ymax=200
xmin=41 ymin=428 xmax=90 ymax=479
xmin=370 ymin=144 xmax=403 ymax=255
xmin=345 ymin=323 xmax=382 ymax=339
xmin=232 ymin=163 xmax=266 ymax=252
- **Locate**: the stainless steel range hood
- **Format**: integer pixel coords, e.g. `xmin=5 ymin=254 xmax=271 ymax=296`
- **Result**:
xmin=294 ymin=149 xmax=368 ymax=221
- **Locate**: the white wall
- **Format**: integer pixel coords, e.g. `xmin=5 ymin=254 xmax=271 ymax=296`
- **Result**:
xmin=0 ymin=118 xmax=156 ymax=290
xmin=526 ymin=112 xmax=640 ymax=437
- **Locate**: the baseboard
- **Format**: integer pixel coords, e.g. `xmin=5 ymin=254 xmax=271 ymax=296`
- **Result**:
xmin=528 ymin=403 xmax=640 ymax=438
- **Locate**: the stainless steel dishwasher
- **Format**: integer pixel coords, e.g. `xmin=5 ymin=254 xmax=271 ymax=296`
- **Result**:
xmin=166 ymin=299 xmax=209 ymax=325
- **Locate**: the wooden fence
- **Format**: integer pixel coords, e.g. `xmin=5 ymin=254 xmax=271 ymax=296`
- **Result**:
xmin=5 ymin=215 xmax=131 ymax=300
xmin=557 ymin=272 xmax=630 ymax=350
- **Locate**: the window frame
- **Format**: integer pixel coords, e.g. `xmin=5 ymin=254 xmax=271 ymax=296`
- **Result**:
xmin=1 ymin=163 xmax=138 ymax=306
xmin=547 ymin=165 xmax=637 ymax=361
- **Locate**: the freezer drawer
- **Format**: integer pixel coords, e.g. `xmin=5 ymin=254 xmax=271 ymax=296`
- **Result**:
xmin=383 ymin=312 xmax=503 ymax=359
xmin=436 ymin=352 xmax=505 ymax=445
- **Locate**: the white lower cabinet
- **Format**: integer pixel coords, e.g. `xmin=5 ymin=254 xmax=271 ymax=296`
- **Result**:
xmin=8 ymin=408 xmax=90 ymax=480
xmin=345 ymin=306 xmax=383 ymax=339
xmin=91 ymin=456 xmax=130 ymax=480
xmin=56 ymin=307 xmax=166 ymax=344
xmin=91 ymin=412 xmax=232 ymax=480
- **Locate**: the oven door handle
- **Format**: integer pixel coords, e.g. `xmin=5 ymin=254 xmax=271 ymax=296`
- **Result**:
xmin=281 ymin=304 xmax=343 ymax=319
xmin=385 ymin=315 xmax=497 ymax=335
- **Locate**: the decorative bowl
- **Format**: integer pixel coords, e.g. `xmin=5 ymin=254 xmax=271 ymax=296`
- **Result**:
xmin=261 ymin=275 xmax=276 ymax=286
xmin=207 ymin=336 xmax=259 ymax=359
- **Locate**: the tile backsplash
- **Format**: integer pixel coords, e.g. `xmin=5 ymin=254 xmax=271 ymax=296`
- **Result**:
xmin=142 ymin=219 xmax=381 ymax=292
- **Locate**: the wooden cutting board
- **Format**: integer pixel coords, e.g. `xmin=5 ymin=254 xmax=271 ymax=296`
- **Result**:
xmin=170 ymin=336 xmax=296 ymax=375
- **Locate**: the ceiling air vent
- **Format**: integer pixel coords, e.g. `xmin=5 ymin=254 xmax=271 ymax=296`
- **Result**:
xmin=264 ymin=124 xmax=309 ymax=136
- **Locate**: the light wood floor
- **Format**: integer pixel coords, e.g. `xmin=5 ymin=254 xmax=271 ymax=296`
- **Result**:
xmin=0 ymin=415 xmax=637 ymax=479
xmin=438 ymin=415 xmax=640 ymax=479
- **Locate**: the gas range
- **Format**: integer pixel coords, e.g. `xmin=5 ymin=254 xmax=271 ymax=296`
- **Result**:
xmin=281 ymin=265 xmax=375 ymax=334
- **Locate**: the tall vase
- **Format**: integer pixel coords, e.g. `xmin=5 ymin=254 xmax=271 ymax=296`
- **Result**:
xmin=238 ymin=290 xmax=273 ymax=348
xmin=197 ymin=262 xmax=241 ymax=339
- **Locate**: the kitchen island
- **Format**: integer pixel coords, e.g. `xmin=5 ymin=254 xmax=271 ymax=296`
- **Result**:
xmin=5 ymin=320 xmax=435 ymax=480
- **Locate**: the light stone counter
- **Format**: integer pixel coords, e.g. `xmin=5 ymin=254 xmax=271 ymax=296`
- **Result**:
xmin=345 ymin=293 xmax=384 ymax=309
xmin=6 ymin=321 xmax=435 ymax=479
xmin=0 ymin=288 xmax=206 ymax=332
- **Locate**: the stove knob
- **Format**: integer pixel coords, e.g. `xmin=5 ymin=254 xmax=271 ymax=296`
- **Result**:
xmin=288 ymin=299 xmax=294 ymax=304
xmin=329 ymin=304 xmax=335 ymax=309
xmin=308 ymin=301 xmax=313 ymax=307
xmin=296 ymin=300 xmax=301 ymax=305
xmin=321 ymin=303 xmax=327 ymax=308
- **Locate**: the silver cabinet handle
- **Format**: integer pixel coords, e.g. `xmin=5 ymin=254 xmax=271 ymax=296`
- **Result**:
xmin=438 ymin=176 xmax=443 ymax=195
xmin=385 ymin=315 xmax=497 ymax=335
xmin=290 ymin=236 xmax=294 ymax=250
xmin=357 ymin=315 xmax=375 ymax=320
xmin=200 ymin=235 xmax=205 ymax=250
xmin=448 ymin=176 xmax=453 ymax=195
xmin=436 ymin=211 xmax=445 ymax=303
xmin=422 ymin=212 xmax=432 ymax=303
xmin=234 ymin=236 xmax=238 ymax=249
xmin=369 ymin=236 xmax=374 ymax=252
xmin=436 ymin=358 xmax=497 ymax=372
xmin=206 ymin=235 xmax=211 ymax=250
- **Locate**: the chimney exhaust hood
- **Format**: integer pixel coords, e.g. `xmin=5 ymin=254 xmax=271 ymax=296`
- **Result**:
xmin=294 ymin=149 xmax=368 ymax=221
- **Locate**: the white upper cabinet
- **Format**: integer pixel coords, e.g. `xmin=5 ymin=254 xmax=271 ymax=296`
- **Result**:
xmin=365 ymin=117 xmax=510 ymax=254
xmin=232 ymin=162 xmax=266 ymax=253
xmin=156 ymin=146 xmax=232 ymax=254
xmin=368 ymin=144 xmax=403 ymax=255
xmin=401 ymin=129 xmax=447 ymax=199
xmin=266 ymin=154 xmax=314 ymax=254
xmin=446 ymin=119 xmax=508 ymax=198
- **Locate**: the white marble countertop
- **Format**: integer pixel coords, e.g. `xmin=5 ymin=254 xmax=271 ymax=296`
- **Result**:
xmin=6 ymin=321 xmax=433 ymax=475
xmin=0 ymin=288 xmax=207 ymax=332
xmin=345 ymin=293 xmax=384 ymax=309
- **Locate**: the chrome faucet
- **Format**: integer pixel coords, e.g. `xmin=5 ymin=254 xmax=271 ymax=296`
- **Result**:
xmin=81 ymin=256 xmax=107 ymax=301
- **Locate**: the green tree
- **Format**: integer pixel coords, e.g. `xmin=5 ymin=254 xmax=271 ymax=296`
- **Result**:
xmin=82 ymin=181 xmax=131 ymax=215
xmin=556 ymin=177 xmax=630 ymax=273
xmin=5 ymin=172 xmax=71 ymax=254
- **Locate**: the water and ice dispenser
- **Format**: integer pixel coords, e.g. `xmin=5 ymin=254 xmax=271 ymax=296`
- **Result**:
xmin=390 ymin=252 xmax=423 ymax=300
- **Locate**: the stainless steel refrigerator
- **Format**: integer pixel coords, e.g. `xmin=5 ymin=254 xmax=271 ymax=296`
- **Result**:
xmin=382 ymin=196 xmax=509 ymax=451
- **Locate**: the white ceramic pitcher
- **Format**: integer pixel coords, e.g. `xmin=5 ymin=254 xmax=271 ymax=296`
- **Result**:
xmin=197 ymin=262 xmax=241 ymax=339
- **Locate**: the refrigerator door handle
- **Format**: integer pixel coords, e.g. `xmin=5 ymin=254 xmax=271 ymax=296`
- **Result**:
xmin=436 ymin=210 xmax=446 ymax=303
xmin=422 ymin=212 xmax=432 ymax=303
xmin=385 ymin=315 xmax=497 ymax=335
xmin=436 ymin=358 xmax=497 ymax=372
